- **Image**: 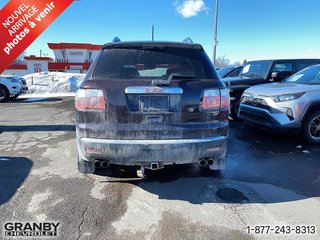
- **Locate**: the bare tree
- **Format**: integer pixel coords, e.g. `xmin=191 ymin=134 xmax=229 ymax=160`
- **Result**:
xmin=233 ymin=61 xmax=242 ymax=66
xmin=215 ymin=55 xmax=230 ymax=67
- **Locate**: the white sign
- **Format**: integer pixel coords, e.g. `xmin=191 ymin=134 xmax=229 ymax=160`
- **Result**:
xmin=70 ymin=65 xmax=83 ymax=70
xmin=66 ymin=49 xmax=87 ymax=63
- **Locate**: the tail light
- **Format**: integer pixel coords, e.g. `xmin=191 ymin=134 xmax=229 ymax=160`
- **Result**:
xmin=75 ymin=89 xmax=106 ymax=111
xmin=201 ymin=89 xmax=230 ymax=110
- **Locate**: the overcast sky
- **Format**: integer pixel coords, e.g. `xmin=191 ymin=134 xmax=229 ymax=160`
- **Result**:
xmin=1 ymin=0 xmax=320 ymax=63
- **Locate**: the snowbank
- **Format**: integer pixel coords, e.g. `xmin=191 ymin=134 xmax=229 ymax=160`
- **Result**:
xmin=22 ymin=72 xmax=85 ymax=97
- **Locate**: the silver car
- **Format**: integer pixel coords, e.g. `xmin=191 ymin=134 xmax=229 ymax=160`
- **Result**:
xmin=239 ymin=64 xmax=320 ymax=143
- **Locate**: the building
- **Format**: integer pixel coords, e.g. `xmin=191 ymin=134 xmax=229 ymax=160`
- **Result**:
xmin=2 ymin=42 xmax=103 ymax=76
xmin=47 ymin=43 xmax=102 ymax=73
xmin=4 ymin=63 xmax=29 ymax=76
xmin=25 ymin=56 xmax=52 ymax=73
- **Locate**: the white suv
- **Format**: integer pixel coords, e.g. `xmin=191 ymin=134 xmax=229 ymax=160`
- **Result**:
xmin=239 ymin=64 xmax=320 ymax=143
xmin=0 ymin=75 xmax=28 ymax=102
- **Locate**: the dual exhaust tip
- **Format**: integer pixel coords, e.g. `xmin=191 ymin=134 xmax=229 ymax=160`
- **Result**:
xmin=94 ymin=160 xmax=109 ymax=169
xmin=199 ymin=158 xmax=214 ymax=167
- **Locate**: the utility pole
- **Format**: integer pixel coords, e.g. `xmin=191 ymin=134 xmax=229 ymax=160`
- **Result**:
xmin=213 ymin=0 xmax=219 ymax=66
xmin=152 ymin=25 xmax=155 ymax=41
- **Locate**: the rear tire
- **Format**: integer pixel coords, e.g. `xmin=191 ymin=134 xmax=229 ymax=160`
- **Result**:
xmin=230 ymin=95 xmax=241 ymax=120
xmin=302 ymin=110 xmax=320 ymax=144
xmin=0 ymin=85 xmax=9 ymax=103
xmin=77 ymin=155 xmax=95 ymax=173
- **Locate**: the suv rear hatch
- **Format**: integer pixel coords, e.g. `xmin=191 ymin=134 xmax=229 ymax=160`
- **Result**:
xmin=76 ymin=42 xmax=227 ymax=140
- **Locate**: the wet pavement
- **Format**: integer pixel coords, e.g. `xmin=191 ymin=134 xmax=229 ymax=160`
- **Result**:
xmin=0 ymin=97 xmax=319 ymax=240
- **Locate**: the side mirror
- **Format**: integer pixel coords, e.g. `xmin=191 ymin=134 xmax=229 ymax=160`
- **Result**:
xmin=271 ymin=72 xmax=279 ymax=78
xmin=270 ymin=72 xmax=279 ymax=82
xmin=271 ymin=71 xmax=293 ymax=81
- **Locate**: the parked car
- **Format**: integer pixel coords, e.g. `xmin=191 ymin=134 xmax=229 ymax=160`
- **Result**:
xmin=239 ymin=64 xmax=320 ymax=143
xmin=223 ymin=59 xmax=320 ymax=118
xmin=217 ymin=65 xmax=243 ymax=78
xmin=0 ymin=75 xmax=28 ymax=102
xmin=75 ymin=40 xmax=230 ymax=176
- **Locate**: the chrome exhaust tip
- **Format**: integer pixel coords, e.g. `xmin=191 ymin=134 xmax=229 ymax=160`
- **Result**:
xmin=101 ymin=161 xmax=109 ymax=169
xmin=94 ymin=160 xmax=102 ymax=168
xmin=199 ymin=159 xmax=207 ymax=167
xmin=206 ymin=158 xmax=214 ymax=166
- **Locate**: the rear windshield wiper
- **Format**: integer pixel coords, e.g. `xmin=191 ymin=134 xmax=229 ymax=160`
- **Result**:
xmin=152 ymin=73 xmax=198 ymax=86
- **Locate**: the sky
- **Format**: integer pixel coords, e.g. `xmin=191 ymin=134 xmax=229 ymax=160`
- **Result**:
xmin=1 ymin=0 xmax=320 ymax=64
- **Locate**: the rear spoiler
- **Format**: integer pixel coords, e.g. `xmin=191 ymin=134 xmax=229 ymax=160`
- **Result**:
xmin=102 ymin=41 xmax=203 ymax=50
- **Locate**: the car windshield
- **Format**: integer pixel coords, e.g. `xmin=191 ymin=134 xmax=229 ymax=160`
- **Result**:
xmin=93 ymin=47 xmax=216 ymax=80
xmin=285 ymin=65 xmax=320 ymax=84
xmin=240 ymin=60 xmax=272 ymax=78
xmin=217 ymin=66 xmax=235 ymax=77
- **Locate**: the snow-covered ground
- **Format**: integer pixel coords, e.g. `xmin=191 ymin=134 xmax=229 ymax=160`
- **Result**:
xmin=21 ymin=72 xmax=85 ymax=98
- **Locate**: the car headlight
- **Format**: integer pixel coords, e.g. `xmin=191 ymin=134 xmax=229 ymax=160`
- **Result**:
xmin=271 ymin=92 xmax=305 ymax=102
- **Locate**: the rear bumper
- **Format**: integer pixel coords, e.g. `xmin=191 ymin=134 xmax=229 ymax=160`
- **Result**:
xmin=77 ymin=136 xmax=228 ymax=169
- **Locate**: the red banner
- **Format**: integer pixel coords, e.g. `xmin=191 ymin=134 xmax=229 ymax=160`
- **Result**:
xmin=0 ymin=0 xmax=74 ymax=74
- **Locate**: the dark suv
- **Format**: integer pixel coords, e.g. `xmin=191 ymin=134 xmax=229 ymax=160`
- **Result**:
xmin=75 ymin=40 xmax=229 ymax=176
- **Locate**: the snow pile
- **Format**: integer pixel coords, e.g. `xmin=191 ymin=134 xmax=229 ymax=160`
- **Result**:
xmin=22 ymin=72 xmax=85 ymax=97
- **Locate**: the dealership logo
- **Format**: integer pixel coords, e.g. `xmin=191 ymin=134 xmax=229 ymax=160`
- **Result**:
xmin=70 ymin=51 xmax=84 ymax=56
xmin=145 ymin=87 xmax=162 ymax=93
xmin=3 ymin=222 xmax=60 ymax=237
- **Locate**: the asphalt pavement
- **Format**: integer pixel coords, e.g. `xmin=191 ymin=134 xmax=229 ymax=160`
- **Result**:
xmin=0 ymin=96 xmax=319 ymax=240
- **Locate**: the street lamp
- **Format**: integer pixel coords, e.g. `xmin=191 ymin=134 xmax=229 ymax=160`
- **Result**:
xmin=213 ymin=0 xmax=219 ymax=66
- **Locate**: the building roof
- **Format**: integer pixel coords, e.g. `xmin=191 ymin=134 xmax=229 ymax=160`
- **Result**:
xmin=48 ymin=43 xmax=102 ymax=50
xmin=24 ymin=56 xmax=53 ymax=61
xmin=7 ymin=64 xmax=27 ymax=70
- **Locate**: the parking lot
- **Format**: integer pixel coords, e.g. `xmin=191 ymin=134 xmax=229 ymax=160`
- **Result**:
xmin=0 ymin=96 xmax=320 ymax=240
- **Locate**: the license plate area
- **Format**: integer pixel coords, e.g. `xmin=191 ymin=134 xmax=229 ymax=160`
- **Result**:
xmin=125 ymin=86 xmax=183 ymax=112
xmin=139 ymin=95 xmax=169 ymax=112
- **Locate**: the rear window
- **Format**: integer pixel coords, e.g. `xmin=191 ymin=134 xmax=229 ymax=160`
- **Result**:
xmin=92 ymin=47 xmax=216 ymax=80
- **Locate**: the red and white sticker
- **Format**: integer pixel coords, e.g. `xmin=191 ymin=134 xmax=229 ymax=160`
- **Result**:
xmin=0 ymin=0 xmax=74 ymax=73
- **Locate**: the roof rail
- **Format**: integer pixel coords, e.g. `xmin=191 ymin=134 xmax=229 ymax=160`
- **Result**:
xmin=183 ymin=38 xmax=193 ymax=43
xmin=112 ymin=37 xmax=121 ymax=43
